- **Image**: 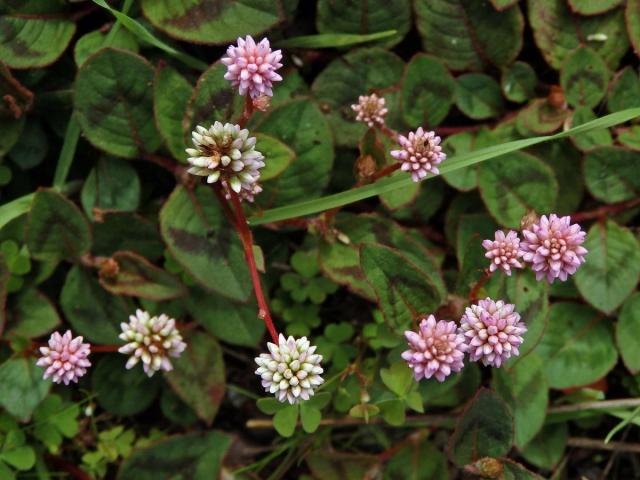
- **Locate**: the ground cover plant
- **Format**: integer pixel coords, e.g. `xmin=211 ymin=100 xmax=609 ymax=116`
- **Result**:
xmin=1 ymin=0 xmax=640 ymax=478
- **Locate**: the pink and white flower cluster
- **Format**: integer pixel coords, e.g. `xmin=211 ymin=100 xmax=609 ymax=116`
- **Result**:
xmin=482 ymin=214 xmax=587 ymax=283
xmin=391 ymin=128 xmax=446 ymax=182
xmin=402 ymin=298 xmax=527 ymax=382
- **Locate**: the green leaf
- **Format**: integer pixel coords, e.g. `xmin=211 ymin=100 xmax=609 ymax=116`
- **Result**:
xmin=360 ymin=244 xmax=442 ymax=331
xmin=75 ymin=48 xmax=161 ymax=158
xmin=380 ymin=362 xmax=414 ymax=397
xmin=165 ymin=331 xmax=225 ymax=425
xmin=493 ymin=353 xmax=548 ymax=448
xmin=117 ymin=431 xmax=232 ymax=480
xmin=575 ymin=220 xmax=640 ymax=314
xmin=533 ymin=140 xmax=584 ymax=214
xmin=311 ymin=48 xmax=404 ymax=147
xmin=0 ymin=445 xmax=35 ymax=471
xmin=159 ymin=185 xmax=251 ymax=302
xmin=26 ymin=190 xmax=91 ymax=261
xmin=560 ymin=47 xmax=609 ymax=108
xmin=520 ymin=424 xmax=568 ymax=470
xmin=185 ymin=289 xmax=264 ymax=347
xmin=516 ymin=99 xmax=568 ymax=135
xmin=536 ymin=302 xmax=617 ymax=388
xmin=32 ymin=394 xmax=80 ymax=452
xmin=273 ymin=404 xmax=298 ymax=437
xmin=153 ymin=64 xmax=192 ymax=162
xmin=300 ymin=404 xmax=322 ymax=433
xmin=627 ymin=0 xmax=640 ymax=60
xmin=0 ymin=358 xmax=49 ymax=421
xmin=5 ymin=288 xmax=60 ymax=339
xmin=415 ymin=0 xmax=523 ymax=70
xmin=249 ymin=107 xmax=640 ymax=224
xmin=386 ymin=440 xmax=448 ymax=480
xmin=448 ymin=388 xmax=513 ymax=466
xmin=529 ymin=0 xmax=628 ymax=70
xmin=183 ymin=62 xmax=243 ymax=138
xmin=617 ymin=293 xmax=640 ymax=374
xmin=378 ymin=398 xmax=406 ymax=426
xmin=74 ymin=28 xmax=138 ymax=66
xmin=617 ymin=125 xmax=640 ymax=150
xmin=0 ymin=462 xmax=13 ymax=480
xmin=92 ymin=354 xmax=161 ymax=416
xmin=255 ymin=133 xmax=295 ymax=181
xmin=477 ymin=151 xmax=558 ymax=229
xmin=255 ymin=99 xmax=334 ymax=206
xmin=568 ymin=0 xmax=623 ymax=15
xmin=98 ymin=251 xmax=186 ymax=301
xmin=455 ymin=73 xmax=505 ymax=120
xmin=0 ymin=16 xmax=75 ymax=68
xmin=277 ymin=30 xmax=398 ymax=48
xmin=256 ymin=397 xmax=286 ymax=415
xmin=140 ymin=0 xmax=282 ymax=45
xmin=502 ymin=460 xmax=545 ymax=479
xmin=607 ymin=67 xmax=640 ymax=113
xmin=401 ymin=54 xmax=455 ymax=129
xmin=60 ymin=266 xmax=134 ymax=344
xmin=491 ymin=0 xmax=519 ymax=9
xmin=569 ymin=107 xmax=613 ymax=151
xmin=583 ymin=146 xmax=640 ymax=203
xmin=441 ymin=132 xmax=481 ymax=191
xmin=501 ymin=61 xmax=538 ymax=103
xmin=0 ymin=116 xmax=25 ymax=158
xmin=93 ymin=212 xmax=165 ymax=259
xmin=8 ymin=120 xmax=48 ymax=170
xmin=316 ymin=0 xmax=409 ymax=47
xmin=81 ymin=157 xmax=141 ymax=219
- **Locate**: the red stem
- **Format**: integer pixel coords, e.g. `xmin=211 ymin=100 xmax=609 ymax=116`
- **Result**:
xmin=227 ymin=190 xmax=279 ymax=343
xmin=91 ymin=345 xmax=121 ymax=353
xmin=238 ymin=96 xmax=254 ymax=129
xmin=572 ymin=198 xmax=640 ymax=222
xmin=469 ymin=269 xmax=492 ymax=303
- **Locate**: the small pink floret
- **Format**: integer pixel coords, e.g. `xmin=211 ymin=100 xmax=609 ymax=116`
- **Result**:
xmin=482 ymin=230 xmax=524 ymax=276
xmin=390 ymin=128 xmax=446 ymax=182
xmin=221 ymin=35 xmax=283 ymax=98
xmin=36 ymin=330 xmax=91 ymax=385
xmin=401 ymin=315 xmax=467 ymax=382
xmin=459 ymin=298 xmax=526 ymax=368
xmin=519 ymin=214 xmax=588 ymax=284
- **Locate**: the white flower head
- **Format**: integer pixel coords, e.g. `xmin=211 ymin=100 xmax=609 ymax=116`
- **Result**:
xmin=255 ymin=334 xmax=324 ymax=404
xmin=118 ymin=309 xmax=187 ymax=377
xmin=186 ymin=122 xmax=265 ymax=195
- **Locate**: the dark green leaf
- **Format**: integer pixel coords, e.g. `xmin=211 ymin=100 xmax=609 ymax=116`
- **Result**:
xmin=583 ymin=146 xmax=640 ymax=203
xmin=627 ymin=0 xmax=640 ymax=60
xmin=92 ymin=354 xmax=161 ymax=416
xmin=401 ymin=54 xmax=455 ymax=128
xmin=0 ymin=16 xmax=75 ymax=68
xmin=300 ymin=403 xmax=322 ymax=433
xmin=165 ymin=331 xmax=225 ymax=425
xmin=477 ymin=151 xmax=558 ymax=228
xmin=75 ymin=48 xmax=161 ymax=158
xmin=26 ymin=190 xmax=91 ymax=261
xmin=385 ymin=440 xmax=448 ymax=480
xmin=520 ymin=423 xmax=567 ymax=470
xmin=93 ymin=212 xmax=165 ymax=260
xmin=575 ymin=220 xmax=640 ymax=314
xmin=448 ymin=388 xmax=513 ymax=466
xmin=0 ymin=357 xmax=49 ymax=421
xmin=415 ymin=0 xmax=523 ymax=70
xmin=60 ymin=266 xmax=133 ymax=344
xmin=255 ymin=133 xmax=295 ymax=181
xmin=117 ymin=431 xmax=232 ymax=480
xmin=607 ymin=66 xmax=640 ymax=112
xmin=80 ymin=157 xmax=141 ymax=220
xmin=455 ymin=73 xmax=505 ymax=120
xmin=140 ymin=0 xmax=282 ymax=45
xmin=5 ymin=288 xmax=59 ymax=339
xmin=273 ymin=404 xmax=298 ymax=437
xmin=560 ymin=47 xmax=609 ymax=108
xmin=74 ymin=28 xmax=138 ymax=66
xmin=536 ymin=302 xmax=617 ymax=388
xmin=569 ymin=108 xmax=613 ymax=151
xmin=617 ymin=292 xmax=640 ymax=374
xmin=568 ymin=0 xmax=623 ymax=15
xmin=99 ymin=251 xmax=186 ymax=301
xmin=501 ymin=61 xmax=538 ymax=103
xmin=277 ymin=30 xmax=398 ymax=48
xmin=159 ymin=185 xmax=251 ymax=302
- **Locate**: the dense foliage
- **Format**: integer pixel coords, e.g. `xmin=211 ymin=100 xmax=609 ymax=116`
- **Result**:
xmin=1 ymin=0 xmax=640 ymax=478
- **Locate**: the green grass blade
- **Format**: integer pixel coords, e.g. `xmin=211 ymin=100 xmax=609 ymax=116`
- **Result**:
xmin=91 ymin=0 xmax=209 ymax=71
xmin=276 ymin=30 xmax=397 ymax=48
xmin=605 ymin=405 xmax=640 ymax=443
xmin=52 ymin=116 xmax=81 ymax=189
xmin=249 ymin=107 xmax=640 ymax=225
xmin=0 ymin=193 xmax=34 ymax=230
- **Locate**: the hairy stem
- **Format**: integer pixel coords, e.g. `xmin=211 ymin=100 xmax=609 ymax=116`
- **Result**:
xmin=228 ymin=190 xmax=279 ymax=343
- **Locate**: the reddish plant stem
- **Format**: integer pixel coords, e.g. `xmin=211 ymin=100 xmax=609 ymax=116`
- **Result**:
xmin=227 ymin=190 xmax=279 ymax=343
xmin=45 ymin=454 xmax=92 ymax=480
xmin=238 ymin=96 xmax=254 ymax=129
xmin=369 ymin=162 xmax=400 ymax=183
xmin=91 ymin=345 xmax=122 ymax=353
xmin=572 ymin=198 xmax=640 ymax=222
xmin=211 ymin=183 xmax=239 ymax=230
xmin=140 ymin=152 xmax=187 ymax=178
xmin=469 ymin=269 xmax=492 ymax=303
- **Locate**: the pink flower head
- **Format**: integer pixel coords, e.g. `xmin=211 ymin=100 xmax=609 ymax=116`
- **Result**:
xmin=221 ymin=36 xmax=283 ymax=98
xmin=36 ymin=331 xmax=91 ymax=385
xmin=351 ymin=93 xmax=388 ymax=127
xmin=459 ymin=298 xmax=526 ymax=368
xmin=401 ymin=315 xmax=467 ymax=382
xmin=520 ymin=214 xmax=588 ymax=283
xmin=391 ymin=128 xmax=446 ymax=182
xmin=482 ymin=230 xmax=524 ymax=276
